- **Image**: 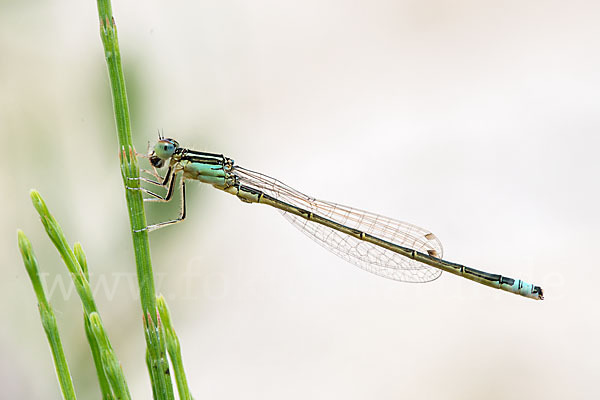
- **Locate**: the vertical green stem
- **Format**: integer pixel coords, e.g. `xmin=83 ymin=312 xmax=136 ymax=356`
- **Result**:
xmin=157 ymin=296 xmax=192 ymax=400
xmin=95 ymin=1 xmax=156 ymax=319
xmin=95 ymin=1 xmax=174 ymax=398
xmin=76 ymin=243 xmax=113 ymax=399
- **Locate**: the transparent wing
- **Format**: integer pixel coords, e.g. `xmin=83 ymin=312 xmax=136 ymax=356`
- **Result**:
xmin=233 ymin=166 xmax=443 ymax=283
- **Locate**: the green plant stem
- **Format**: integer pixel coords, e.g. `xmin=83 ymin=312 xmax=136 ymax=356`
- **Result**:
xmin=89 ymin=313 xmax=132 ymax=400
xmin=30 ymin=191 xmax=98 ymax=315
xmin=95 ymin=2 xmax=175 ymax=398
xmin=84 ymin=313 xmax=114 ymax=400
xmin=29 ymin=191 xmax=131 ymax=398
xmin=95 ymin=1 xmax=157 ymax=318
xmin=18 ymin=230 xmax=77 ymax=400
xmin=75 ymin=243 xmax=113 ymax=399
xmin=144 ymin=313 xmax=175 ymax=400
xmin=157 ymin=296 xmax=192 ymax=400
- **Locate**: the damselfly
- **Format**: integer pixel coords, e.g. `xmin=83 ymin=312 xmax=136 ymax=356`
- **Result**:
xmin=130 ymin=137 xmax=544 ymax=300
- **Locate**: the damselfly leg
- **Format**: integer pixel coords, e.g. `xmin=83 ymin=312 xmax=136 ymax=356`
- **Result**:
xmin=127 ymin=163 xmax=188 ymax=231
xmin=142 ymin=179 xmax=187 ymax=232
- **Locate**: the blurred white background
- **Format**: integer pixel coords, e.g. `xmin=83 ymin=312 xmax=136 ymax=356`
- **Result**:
xmin=1 ymin=0 xmax=599 ymax=398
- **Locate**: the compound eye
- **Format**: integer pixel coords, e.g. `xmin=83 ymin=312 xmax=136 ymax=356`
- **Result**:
xmin=153 ymin=139 xmax=179 ymax=160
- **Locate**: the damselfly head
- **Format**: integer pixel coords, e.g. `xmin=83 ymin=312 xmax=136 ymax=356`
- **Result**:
xmin=150 ymin=138 xmax=179 ymax=167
